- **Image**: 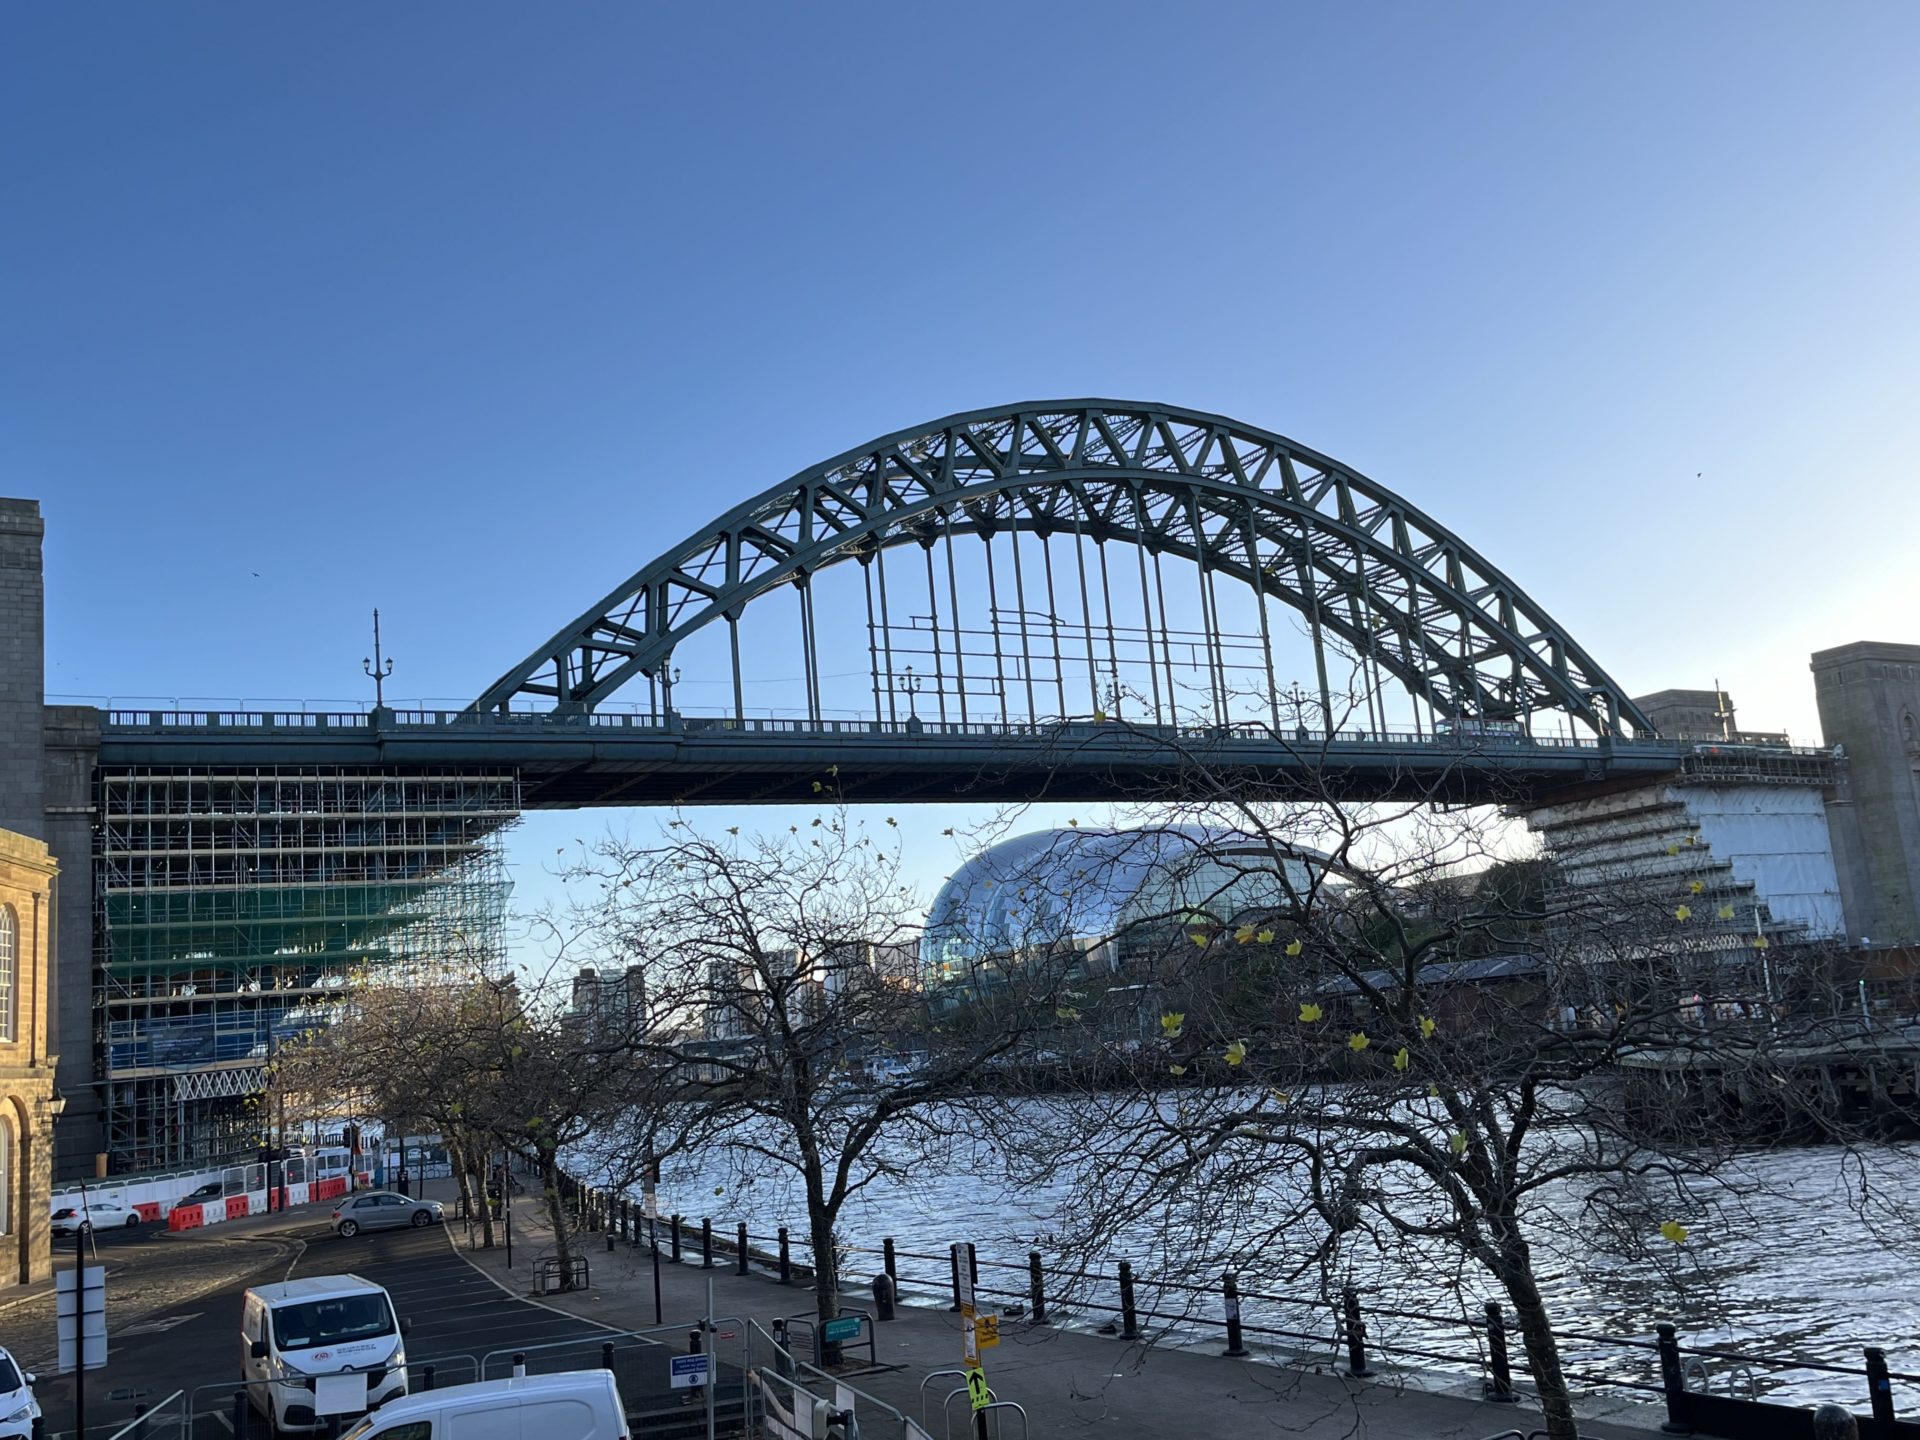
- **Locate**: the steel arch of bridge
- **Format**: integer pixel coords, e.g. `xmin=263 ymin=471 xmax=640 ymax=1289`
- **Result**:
xmin=475 ymin=400 xmax=1653 ymax=739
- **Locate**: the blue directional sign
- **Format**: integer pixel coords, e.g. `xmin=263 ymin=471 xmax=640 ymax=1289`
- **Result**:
xmin=670 ymin=1353 xmax=710 ymax=1389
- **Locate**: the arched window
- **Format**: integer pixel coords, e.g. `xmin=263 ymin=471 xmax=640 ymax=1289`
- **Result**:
xmin=0 ymin=906 xmax=14 ymax=1044
xmin=0 ymin=1116 xmax=11 ymax=1237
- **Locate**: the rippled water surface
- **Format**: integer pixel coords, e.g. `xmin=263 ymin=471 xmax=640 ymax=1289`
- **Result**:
xmin=628 ymin=1102 xmax=1920 ymax=1406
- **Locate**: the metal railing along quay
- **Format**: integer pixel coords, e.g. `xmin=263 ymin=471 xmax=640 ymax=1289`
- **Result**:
xmin=548 ymin=1166 xmax=1920 ymax=1439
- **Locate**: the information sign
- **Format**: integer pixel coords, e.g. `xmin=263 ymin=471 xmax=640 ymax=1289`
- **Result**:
xmin=975 ymin=1314 xmax=1000 ymax=1349
xmin=55 ymin=1266 xmax=106 ymax=1373
xmin=670 ymin=1353 xmax=711 ymax=1389
xmin=823 ymin=1315 xmax=863 ymax=1344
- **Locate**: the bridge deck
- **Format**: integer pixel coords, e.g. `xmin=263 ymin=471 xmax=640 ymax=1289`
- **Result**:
xmin=97 ymin=709 xmax=1693 ymax=808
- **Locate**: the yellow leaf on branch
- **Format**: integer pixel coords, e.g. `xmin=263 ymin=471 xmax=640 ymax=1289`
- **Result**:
xmin=1450 ymin=1132 xmax=1469 ymax=1155
xmin=1169 ymin=1064 xmax=1187 ymax=1077
xmin=1420 ymin=1015 xmax=1438 ymax=1039
xmin=1393 ymin=1047 xmax=1410 ymax=1071
xmin=1674 ymin=905 xmax=1693 ymax=922
xmin=1348 ymin=1031 xmax=1370 ymax=1052
xmin=1224 ymin=1040 xmax=1248 ymax=1067
xmin=1160 ymin=1012 xmax=1186 ymax=1038
xmin=1285 ymin=938 xmax=1304 ymax=957
xmin=1299 ymin=1002 xmax=1324 ymax=1023
xmin=1660 ymin=1220 xmax=1690 ymax=1244
xmin=1257 ymin=929 xmax=1275 ymax=944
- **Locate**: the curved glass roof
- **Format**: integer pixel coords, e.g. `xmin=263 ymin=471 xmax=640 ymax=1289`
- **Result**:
xmin=922 ymin=825 xmax=1323 ymax=983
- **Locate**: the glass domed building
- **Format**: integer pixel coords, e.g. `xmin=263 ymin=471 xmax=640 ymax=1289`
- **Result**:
xmin=921 ymin=825 xmax=1325 ymax=999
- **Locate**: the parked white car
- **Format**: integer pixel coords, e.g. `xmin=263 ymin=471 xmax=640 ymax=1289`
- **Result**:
xmin=49 ymin=1196 xmax=141 ymax=1236
xmin=0 ymin=1347 xmax=40 ymax=1440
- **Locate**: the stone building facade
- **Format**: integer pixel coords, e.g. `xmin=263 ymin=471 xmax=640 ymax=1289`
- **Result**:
xmin=1814 ymin=641 xmax=1920 ymax=944
xmin=0 ymin=828 xmax=57 ymax=1286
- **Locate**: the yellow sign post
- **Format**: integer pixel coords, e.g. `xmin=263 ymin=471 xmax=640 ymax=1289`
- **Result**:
xmin=967 ymin=1368 xmax=991 ymax=1411
xmin=955 ymin=1242 xmax=995 ymax=1429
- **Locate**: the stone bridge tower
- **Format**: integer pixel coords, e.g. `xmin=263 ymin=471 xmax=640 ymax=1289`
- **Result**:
xmin=1813 ymin=641 xmax=1920 ymax=945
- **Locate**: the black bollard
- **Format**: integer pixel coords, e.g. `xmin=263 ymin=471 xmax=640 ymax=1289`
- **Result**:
xmin=512 ymin=1351 xmax=526 ymax=1378
xmin=606 ymin=1227 xmax=615 ymax=1253
xmin=883 ymin=1236 xmax=897 ymax=1284
xmin=948 ymin=1244 xmax=963 ymax=1312
xmin=1029 ymin=1251 xmax=1048 ymax=1326
xmin=967 ymin=1242 xmax=979 ymax=1290
xmin=1118 ymin=1260 xmax=1139 ymax=1341
xmin=603 ymin=1340 xmax=615 ymax=1372
xmin=701 ymin=1216 xmax=714 ymax=1269
xmin=423 ymin=1364 xmax=436 ymax=1391
xmin=233 ymin=1390 xmax=249 ymax=1440
xmin=1867 ymin=1348 xmax=1896 ymax=1427
xmin=1484 ymin=1302 xmax=1516 ymax=1402
xmin=778 ymin=1226 xmax=793 ymax=1284
xmin=1223 ymin=1272 xmax=1248 ymax=1357
xmin=1814 ymin=1402 xmax=1863 ymax=1440
xmin=671 ymin=1214 xmax=683 ymax=1264
xmin=132 ymin=1402 xmax=148 ymax=1440
xmin=873 ymin=1271 xmax=896 ymax=1322
xmin=1341 ymin=1287 xmax=1372 ymax=1377
xmin=737 ymin=1221 xmax=750 ymax=1276
xmin=1656 ymin=1323 xmax=1691 ymax=1434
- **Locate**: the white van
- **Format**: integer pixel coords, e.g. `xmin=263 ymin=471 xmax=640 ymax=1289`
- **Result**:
xmin=241 ymin=1275 xmax=410 ymax=1432
xmin=338 ymin=1371 xmax=629 ymax=1440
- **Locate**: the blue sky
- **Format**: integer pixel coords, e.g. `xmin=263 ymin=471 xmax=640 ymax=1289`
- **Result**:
xmin=8 ymin=2 xmax=1919 ymax=931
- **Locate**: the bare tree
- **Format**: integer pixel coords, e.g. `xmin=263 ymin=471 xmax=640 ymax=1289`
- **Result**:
xmin=561 ymin=805 xmax=1080 ymax=1335
xmin=278 ymin=958 xmax=676 ymax=1280
xmin=277 ymin=959 xmax=522 ymax=1245
xmin=984 ymin=723 xmax=1920 ymax=1440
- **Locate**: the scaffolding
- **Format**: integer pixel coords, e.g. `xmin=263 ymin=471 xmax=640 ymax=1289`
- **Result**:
xmin=93 ymin=765 xmax=519 ymax=1171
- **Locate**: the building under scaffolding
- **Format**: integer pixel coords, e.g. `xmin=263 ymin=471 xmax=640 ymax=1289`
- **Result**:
xmin=94 ymin=766 xmax=518 ymax=1171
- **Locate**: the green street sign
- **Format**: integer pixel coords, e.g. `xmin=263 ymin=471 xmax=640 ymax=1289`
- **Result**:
xmin=823 ymin=1315 xmax=863 ymax=1343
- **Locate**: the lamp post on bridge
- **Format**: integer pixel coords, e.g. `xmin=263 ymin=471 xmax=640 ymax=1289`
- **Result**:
xmin=894 ymin=666 xmax=924 ymax=732
xmin=363 ymin=609 xmax=395 ymax=721
xmin=1281 ymin=682 xmax=1314 ymax=740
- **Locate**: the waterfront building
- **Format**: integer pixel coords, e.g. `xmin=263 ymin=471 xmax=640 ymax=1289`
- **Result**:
xmin=0 ymin=828 xmax=57 ymax=1286
xmin=3 ymin=498 xmax=520 ymax=1177
xmin=921 ymin=825 xmax=1324 ymax=1009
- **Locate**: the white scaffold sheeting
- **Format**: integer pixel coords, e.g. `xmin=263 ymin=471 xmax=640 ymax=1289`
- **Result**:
xmin=1674 ymin=785 xmax=1845 ymax=940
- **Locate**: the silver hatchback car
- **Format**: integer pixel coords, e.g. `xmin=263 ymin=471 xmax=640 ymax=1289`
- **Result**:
xmin=331 ymin=1191 xmax=443 ymax=1237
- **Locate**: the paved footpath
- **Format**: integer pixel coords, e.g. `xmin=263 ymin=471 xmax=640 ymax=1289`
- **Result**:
xmin=427 ymin=1178 xmax=1672 ymax=1439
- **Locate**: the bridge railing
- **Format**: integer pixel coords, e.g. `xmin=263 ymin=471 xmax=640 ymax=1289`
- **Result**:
xmin=101 ymin=707 xmax=1695 ymax=754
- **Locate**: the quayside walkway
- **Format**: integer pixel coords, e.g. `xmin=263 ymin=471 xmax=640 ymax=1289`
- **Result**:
xmin=426 ymin=1179 xmax=1662 ymax=1438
